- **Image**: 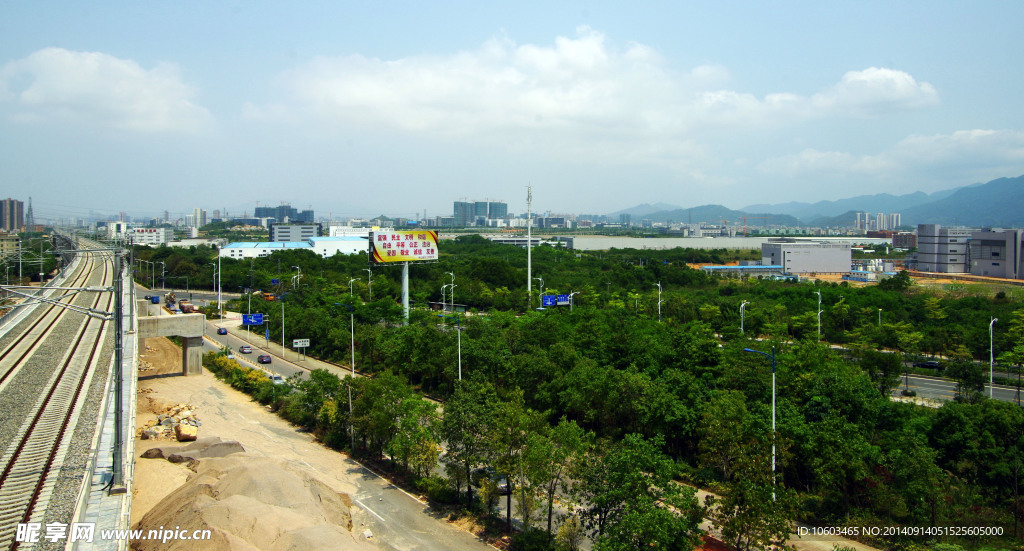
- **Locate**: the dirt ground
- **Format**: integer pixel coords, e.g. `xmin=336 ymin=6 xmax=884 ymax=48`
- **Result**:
xmin=132 ymin=337 xmax=369 ymax=546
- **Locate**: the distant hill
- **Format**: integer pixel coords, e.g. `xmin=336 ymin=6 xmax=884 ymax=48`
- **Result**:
xmin=607 ymin=174 xmax=1024 ymax=228
xmin=900 ymin=175 xmax=1024 ymax=227
xmin=743 ymin=189 xmax=955 ymax=221
xmin=636 ymin=204 xmax=801 ymax=227
xmin=608 ymin=202 xmax=684 ymax=218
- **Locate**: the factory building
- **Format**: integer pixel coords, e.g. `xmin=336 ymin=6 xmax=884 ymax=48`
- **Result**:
xmin=761 ymin=239 xmax=852 ymax=275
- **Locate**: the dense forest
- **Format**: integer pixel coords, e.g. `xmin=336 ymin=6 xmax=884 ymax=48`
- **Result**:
xmin=141 ymin=236 xmax=1023 ymax=550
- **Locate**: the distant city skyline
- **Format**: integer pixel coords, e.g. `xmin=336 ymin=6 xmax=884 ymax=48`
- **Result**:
xmin=3 ymin=2 xmax=1023 ymax=222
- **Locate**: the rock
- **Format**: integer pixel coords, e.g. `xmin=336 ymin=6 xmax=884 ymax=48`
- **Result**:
xmin=160 ymin=417 xmax=175 ymax=427
xmin=141 ymin=427 xmax=163 ymax=440
xmin=175 ymin=423 xmax=198 ymax=442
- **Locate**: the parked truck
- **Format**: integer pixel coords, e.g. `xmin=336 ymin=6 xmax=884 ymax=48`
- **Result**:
xmin=178 ymin=299 xmax=197 ymax=313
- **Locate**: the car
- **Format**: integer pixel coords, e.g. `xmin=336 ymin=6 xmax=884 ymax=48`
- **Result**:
xmin=226 ymin=352 xmax=235 ymax=360
xmin=269 ymin=374 xmax=285 ymax=385
xmin=239 ymin=345 xmax=252 ymax=354
xmin=913 ymin=360 xmax=942 ymax=369
xmin=217 ymin=327 xmax=228 ymax=335
xmin=257 ymin=355 xmax=272 ymax=364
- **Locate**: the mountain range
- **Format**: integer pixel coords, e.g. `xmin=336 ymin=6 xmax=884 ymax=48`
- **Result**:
xmin=609 ymin=174 xmax=1024 ymax=228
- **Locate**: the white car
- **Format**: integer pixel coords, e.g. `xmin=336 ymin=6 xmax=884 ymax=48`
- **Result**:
xmin=269 ymin=374 xmax=285 ymax=385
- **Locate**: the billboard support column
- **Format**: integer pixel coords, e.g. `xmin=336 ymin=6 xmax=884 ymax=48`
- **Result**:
xmin=402 ymin=261 xmax=410 ymax=325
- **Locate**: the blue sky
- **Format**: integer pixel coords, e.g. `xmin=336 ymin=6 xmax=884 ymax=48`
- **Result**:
xmin=2 ymin=1 xmax=1022 ymax=222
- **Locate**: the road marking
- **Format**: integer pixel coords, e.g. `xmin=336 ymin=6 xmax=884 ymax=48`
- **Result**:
xmin=356 ymin=499 xmax=386 ymax=522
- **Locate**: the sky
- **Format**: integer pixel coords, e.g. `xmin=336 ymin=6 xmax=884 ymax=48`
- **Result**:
xmin=2 ymin=1 xmax=1023 ymax=223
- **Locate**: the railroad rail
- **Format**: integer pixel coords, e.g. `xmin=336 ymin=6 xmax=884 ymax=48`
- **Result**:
xmin=0 ymin=243 xmax=118 ymax=549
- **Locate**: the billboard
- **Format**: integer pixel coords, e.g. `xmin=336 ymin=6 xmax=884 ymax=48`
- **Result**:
xmin=371 ymin=231 xmax=439 ymax=263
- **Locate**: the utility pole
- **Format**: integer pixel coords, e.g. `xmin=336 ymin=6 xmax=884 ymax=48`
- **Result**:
xmin=526 ymin=186 xmax=532 ymax=310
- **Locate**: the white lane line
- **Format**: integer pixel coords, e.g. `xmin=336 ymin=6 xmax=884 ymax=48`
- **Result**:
xmin=356 ymin=499 xmax=386 ymax=522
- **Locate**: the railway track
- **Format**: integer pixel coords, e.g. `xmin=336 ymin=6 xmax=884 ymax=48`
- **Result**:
xmin=0 ymin=244 xmax=118 ymax=549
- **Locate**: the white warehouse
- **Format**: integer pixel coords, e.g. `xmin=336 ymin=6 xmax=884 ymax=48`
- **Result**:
xmin=220 ymin=236 xmax=368 ymax=260
xmin=761 ymin=240 xmax=852 ymax=275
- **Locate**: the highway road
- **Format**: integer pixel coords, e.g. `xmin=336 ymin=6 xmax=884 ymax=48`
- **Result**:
xmin=892 ymin=374 xmax=1022 ymax=405
xmin=194 ymin=317 xmax=492 ymax=550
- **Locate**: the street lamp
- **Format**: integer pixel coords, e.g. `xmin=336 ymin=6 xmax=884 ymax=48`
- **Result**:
xmin=814 ymin=290 xmax=822 ymax=341
xmin=654 ymin=282 xmax=663 ymax=322
xmin=990 ymin=317 xmax=998 ymax=399
xmin=534 ymin=276 xmax=544 ymax=307
xmin=365 ymin=268 xmax=372 ymax=300
xmin=158 ymin=261 xmax=165 ymax=289
xmin=291 ymin=265 xmax=301 ymax=288
xmin=569 ymin=291 xmax=579 ymax=312
xmin=743 ymin=346 xmax=776 ymax=502
xmin=740 ymin=301 xmax=750 ymax=335
xmin=446 ymin=271 xmax=455 ymax=312
xmin=335 ymin=302 xmax=356 ymax=445
xmin=348 ymin=278 xmax=357 ymax=297
xmin=441 ymin=283 xmax=451 ymax=313
xmin=878 ymin=308 xmax=882 ymax=328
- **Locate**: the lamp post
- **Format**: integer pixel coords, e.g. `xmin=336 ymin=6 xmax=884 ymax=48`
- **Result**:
xmin=534 ymin=276 xmax=544 ymax=305
xmin=814 ymin=290 xmax=822 ymax=341
xmin=743 ymin=346 xmax=776 ymax=502
xmin=335 ymin=302 xmax=356 ymax=446
xmin=654 ymin=282 xmax=663 ymax=322
xmin=569 ymin=291 xmax=579 ymax=312
xmin=158 ymin=261 xmax=165 ymax=290
xmin=441 ymin=283 xmax=451 ymax=313
xmin=291 ymin=266 xmax=301 ymax=288
xmin=456 ymin=314 xmax=462 ymax=380
xmin=446 ymin=271 xmax=455 ymax=312
xmin=365 ymin=268 xmax=372 ymax=300
xmin=217 ymin=254 xmax=222 ymax=319
xmin=740 ymin=301 xmax=750 ymax=335
xmin=990 ymin=317 xmax=998 ymax=399
xmin=878 ymin=308 xmax=882 ymax=328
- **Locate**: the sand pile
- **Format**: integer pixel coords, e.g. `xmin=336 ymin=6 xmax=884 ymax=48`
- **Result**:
xmin=133 ymin=440 xmax=368 ymax=550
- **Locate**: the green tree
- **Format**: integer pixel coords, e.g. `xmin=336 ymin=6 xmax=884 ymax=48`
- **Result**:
xmin=522 ymin=417 xmax=592 ymax=535
xmin=489 ymin=388 xmax=545 ymax=529
xmin=440 ymin=381 xmax=498 ymax=506
xmin=574 ymin=434 xmax=702 ymax=547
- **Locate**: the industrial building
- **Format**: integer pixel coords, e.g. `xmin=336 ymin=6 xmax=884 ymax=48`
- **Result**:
xmin=761 ymin=239 xmax=852 ymax=275
xmin=130 ymin=227 xmax=174 ymax=245
xmin=269 ymin=223 xmax=322 ymax=241
xmin=915 ymin=224 xmax=971 ymax=273
xmin=969 ymin=228 xmax=1023 ymax=279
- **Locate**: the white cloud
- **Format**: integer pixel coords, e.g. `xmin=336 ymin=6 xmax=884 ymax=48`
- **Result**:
xmin=246 ymin=27 xmax=941 ymax=174
xmin=758 ymin=129 xmax=1024 ymax=180
xmin=812 ymin=67 xmax=939 ymax=115
xmin=0 ymin=47 xmax=211 ymax=132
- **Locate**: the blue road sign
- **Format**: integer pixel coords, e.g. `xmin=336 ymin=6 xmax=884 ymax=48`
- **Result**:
xmin=541 ymin=295 xmax=556 ymax=307
xmin=242 ymin=313 xmax=264 ymax=326
xmin=556 ymin=294 xmax=570 ymax=306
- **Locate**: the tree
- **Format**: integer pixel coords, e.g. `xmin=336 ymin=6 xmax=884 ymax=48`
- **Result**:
xmin=489 ymin=388 xmax=545 ymax=529
xmin=522 ymin=417 xmax=592 ymax=535
xmin=860 ymin=349 xmax=903 ymax=397
xmin=574 ymin=434 xmax=702 ymax=547
xmin=440 ymin=381 xmax=498 ymax=506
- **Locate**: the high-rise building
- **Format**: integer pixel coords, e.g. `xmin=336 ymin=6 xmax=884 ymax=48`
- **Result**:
xmin=254 ymin=204 xmax=313 ymax=224
xmin=0 ymin=198 xmax=24 ymax=232
xmin=192 ymin=207 xmax=208 ymax=228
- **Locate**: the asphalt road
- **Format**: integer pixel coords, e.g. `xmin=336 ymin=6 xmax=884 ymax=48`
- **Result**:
xmin=892 ymin=373 xmax=1023 ymax=405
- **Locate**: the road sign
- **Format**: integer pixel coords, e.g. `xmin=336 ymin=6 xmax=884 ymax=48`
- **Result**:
xmin=293 ymin=338 xmax=310 ymax=348
xmin=242 ymin=313 xmax=264 ymax=325
xmin=556 ymin=294 xmax=570 ymax=306
xmin=541 ymin=295 xmax=556 ymax=307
